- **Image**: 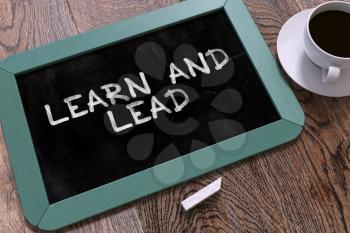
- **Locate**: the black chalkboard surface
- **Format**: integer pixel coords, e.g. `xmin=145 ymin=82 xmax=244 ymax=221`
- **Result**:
xmin=16 ymin=11 xmax=280 ymax=204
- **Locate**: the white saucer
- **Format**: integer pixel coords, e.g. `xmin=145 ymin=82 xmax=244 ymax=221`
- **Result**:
xmin=277 ymin=9 xmax=350 ymax=97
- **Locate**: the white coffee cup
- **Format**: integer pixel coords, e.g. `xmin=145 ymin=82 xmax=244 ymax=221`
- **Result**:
xmin=304 ymin=1 xmax=350 ymax=83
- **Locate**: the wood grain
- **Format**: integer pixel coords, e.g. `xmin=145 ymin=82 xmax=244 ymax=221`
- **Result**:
xmin=0 ymin=0 xmax=349 ymax=232
xmin=0 ymin=0 xmax=76 ymax=60
xmin=66 ymin=0 xmax=179 ymax=33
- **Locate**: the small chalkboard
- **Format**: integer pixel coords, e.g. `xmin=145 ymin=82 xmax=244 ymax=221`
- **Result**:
xmin=0 ymin=0 xmax=304 ymax=230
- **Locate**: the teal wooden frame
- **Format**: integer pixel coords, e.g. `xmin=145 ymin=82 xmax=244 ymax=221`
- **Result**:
xmin=0 ymin=0 xmax=304 ymax=230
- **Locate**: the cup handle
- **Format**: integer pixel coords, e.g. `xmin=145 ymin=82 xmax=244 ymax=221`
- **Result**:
xmin=322 ymin=65 xmax=341 ymax=83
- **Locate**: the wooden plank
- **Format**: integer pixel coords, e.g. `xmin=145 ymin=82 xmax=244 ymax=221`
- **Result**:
xmin=66 ymin=0 xmax=179 ymax=33
xmin=0 ymin=0 xmax=77 ymax=60
xmin=60 ymin=206 xmax=144 ymax=233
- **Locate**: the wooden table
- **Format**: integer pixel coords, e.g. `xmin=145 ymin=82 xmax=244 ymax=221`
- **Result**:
xmin=0 ymin=0 xmax=349 ymax=232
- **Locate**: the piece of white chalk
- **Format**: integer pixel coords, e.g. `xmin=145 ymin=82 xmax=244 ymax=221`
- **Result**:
xmin=181 ymin=177 xmax=222 ymax=211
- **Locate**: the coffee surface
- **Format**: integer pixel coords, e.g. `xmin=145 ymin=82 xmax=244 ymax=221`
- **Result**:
xmin=309 ymin=10 xmax=350 ymax=58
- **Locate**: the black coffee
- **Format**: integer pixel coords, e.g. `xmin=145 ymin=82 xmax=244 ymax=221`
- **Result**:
xmin=309 ymin=10 xmax=350 ymax=57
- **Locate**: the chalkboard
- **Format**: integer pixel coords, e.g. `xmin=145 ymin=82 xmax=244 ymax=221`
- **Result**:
xmin=16 ymin=11 xmax=279 ymax=203
xmin=0 ymin=0 xmax=303 ymax=230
